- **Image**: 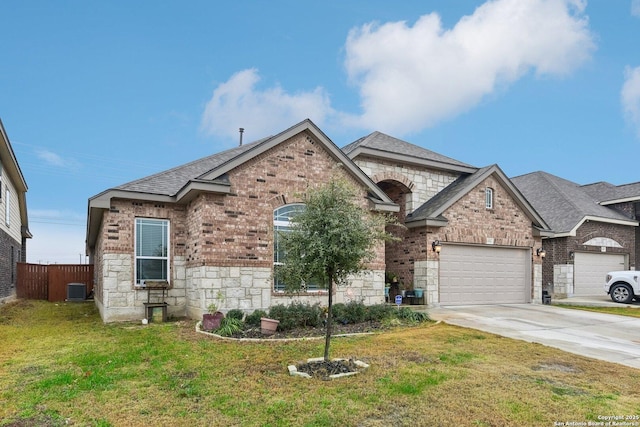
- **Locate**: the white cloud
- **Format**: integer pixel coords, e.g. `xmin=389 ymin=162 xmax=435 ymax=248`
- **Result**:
xmin=200 ymin=68 xmax=336 ymax=143
xmin=632 ymin=0 xmax=640 ymax=17
xmin=621 ymin=66 xmax=640 ymax=138
xmin=36 ymin=149 xmax=66 ymax=167
xmin=344 ymin=0 xmax=595 ymax=134
xmin=201 ymin=0 xmax=595 ymax=140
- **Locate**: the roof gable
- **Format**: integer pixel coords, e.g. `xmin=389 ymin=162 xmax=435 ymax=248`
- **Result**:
xmin=87 ymin=119 xmax=399 ymax=249
xmin=407 ymin=164 xmax=548 ymax=230
xmin=342 ymin=131 xmax=477 ymax=174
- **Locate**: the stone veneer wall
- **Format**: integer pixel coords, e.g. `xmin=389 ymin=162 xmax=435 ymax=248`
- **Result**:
xmin=553 ymin=264 xmax=574 ymax=298
xmin=96 ymin=254 xmax=187 ymax=322
xmin=186 ymin=267 xmax=385 ymax=319
xmin=353 ymin=156 xmax=460 ymax=212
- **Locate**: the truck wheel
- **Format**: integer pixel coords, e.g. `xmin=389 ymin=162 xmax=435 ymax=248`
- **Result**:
xmin=610 ymin=284 xmax=633 ymax=304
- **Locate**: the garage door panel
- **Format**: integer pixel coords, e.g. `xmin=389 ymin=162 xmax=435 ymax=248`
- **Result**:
xmin=440 ymin=245 xmax=529 ymax=305
xmin=574 ymin=252 xmax=626 ymax=296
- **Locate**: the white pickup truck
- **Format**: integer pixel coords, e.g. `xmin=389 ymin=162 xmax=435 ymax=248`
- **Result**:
xmin=604 ymin=271 xmax=640 ymax=304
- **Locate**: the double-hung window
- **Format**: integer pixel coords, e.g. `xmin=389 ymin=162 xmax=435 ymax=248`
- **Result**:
xmin=273 ymin=204 xmax=318 ymax=292
xmin=135 ymin=218 xmax=169 ymax=285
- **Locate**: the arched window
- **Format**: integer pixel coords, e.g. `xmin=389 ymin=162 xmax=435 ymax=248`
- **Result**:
xmin=273 ymin=204 xmax=318 ymax=292
xmin=485 ymin=187 xmax=494 ymax=209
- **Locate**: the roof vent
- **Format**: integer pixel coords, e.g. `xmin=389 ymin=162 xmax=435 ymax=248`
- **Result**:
xmin=239 ymin=128 xmax=244 ymax=146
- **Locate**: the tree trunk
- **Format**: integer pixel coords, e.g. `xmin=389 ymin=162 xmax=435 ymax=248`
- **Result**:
xmin=324 ymin=278 xmax=333 ymax=361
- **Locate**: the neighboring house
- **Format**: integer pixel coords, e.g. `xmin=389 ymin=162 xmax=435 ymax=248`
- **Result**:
xmin=0 ymin=119 xmax=31 ymax=301
xmin=344 ymin=132 xmax=550 ymax=306
xmin=86 ymin=120 xmax=553 ymax=322
xmin=512 ymin=172 xmax=639 ymax=298
xmin=86 ymin=120 xmax=398 ymax=322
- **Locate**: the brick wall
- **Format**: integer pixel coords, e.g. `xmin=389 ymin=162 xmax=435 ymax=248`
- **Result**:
xmin=0 ymin=227 xmax=20 ymax=299
xmin=94 ymin=130 xmax=387 ymax=321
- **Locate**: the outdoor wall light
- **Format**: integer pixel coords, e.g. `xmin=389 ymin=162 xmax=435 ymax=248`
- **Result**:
xmin=432 ymin=240 xmax=442 ymax=253
xmin=536 ymin=248 xmax=546 ymax=258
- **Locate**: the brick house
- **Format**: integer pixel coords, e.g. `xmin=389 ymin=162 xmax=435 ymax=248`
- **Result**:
xmin=0 ymin=119 xmax=31 ymax=301
xmin=87 ymin=119 xmax=552 ymax=322
xmin=513 ymin=172 xmax=639 ymax=298
xmin=86 ymin=120 xmax=397 ymax=322
xmin=344 ymin=132 xmax=550 ymax=306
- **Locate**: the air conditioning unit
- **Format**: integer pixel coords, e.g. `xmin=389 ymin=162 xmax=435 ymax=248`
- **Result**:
xmin=66 ymin=283 xmax=87 ymax=302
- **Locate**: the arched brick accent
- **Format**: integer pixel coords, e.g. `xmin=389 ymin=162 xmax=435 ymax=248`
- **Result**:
xmin=371 ymin=172 xmax=415 ymax=190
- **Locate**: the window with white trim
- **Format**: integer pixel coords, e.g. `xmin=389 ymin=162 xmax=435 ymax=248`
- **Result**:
xmin=5 ymin=189 xmax=9 ymax=226
xmin=485 ymin=187 xmax=493 ymax=209
xmin=135 ymin=218 xmax=169 ymax=284
xmin=273 ymin=204 xmax=318 ymax=292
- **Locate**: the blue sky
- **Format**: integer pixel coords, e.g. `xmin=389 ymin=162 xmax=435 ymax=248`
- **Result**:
xmin=1 ymin=0 xmax=639 ymax=264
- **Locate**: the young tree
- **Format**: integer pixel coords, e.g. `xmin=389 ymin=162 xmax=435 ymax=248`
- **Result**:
xmin=276 ymin=178 xmax=395 ymax=361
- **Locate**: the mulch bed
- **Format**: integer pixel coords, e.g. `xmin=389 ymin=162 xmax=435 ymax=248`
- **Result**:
xmin=224 ymin=320 xmax=386 ymax=340
xmin=296 ymin=358 xmax=361 ymax=379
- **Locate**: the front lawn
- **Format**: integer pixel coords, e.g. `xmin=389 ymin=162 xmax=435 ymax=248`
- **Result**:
xmin=1 ymin=300 xmax=639 ymax=426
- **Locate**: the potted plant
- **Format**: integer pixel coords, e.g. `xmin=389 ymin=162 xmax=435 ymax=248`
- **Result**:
xmin=260 ymin=317 xmax=280 ymax=335
xmin=202 ymin=292 xmax=225 ymax=331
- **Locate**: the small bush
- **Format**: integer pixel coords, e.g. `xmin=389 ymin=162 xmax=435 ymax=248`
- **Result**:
xmin=215 ymin=317 xmax=244 ymax=337
xmin=330 ymin=301 xmax=370 ymax=324
xmin=343 ymin=301 xmax=367 ymax=324
xmin=268 ymin=302 xmax=323 ymax=331
xmin=395 ymin=307 xmax=430 ymax=323
xmin=365 ymin=304 xmax=396 ymax=321
xmin=245 ymin=309 xmax=267 ymax=327
xmin=331 ymin=303 xmax=348 ymax=324
xmin=226 ymin=309 xmax=245 ymax=321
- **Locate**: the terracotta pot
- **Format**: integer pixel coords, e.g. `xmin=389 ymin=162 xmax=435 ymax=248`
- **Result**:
xmin=260 ymin=317 xmax=280 ymax=335
xmin=202 ymin=311 xmax=224 ymax=331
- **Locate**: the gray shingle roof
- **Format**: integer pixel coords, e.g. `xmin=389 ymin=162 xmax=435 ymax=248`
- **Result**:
xmin=113 ymin=138 xmax=267 ymax=196
xmin=511 ymin=171 xmax=634 ymax=234
xmin=342 ymin=131 xmax=475 ymax=170
xmin=582 ymin=181 xmax=640 ymax=203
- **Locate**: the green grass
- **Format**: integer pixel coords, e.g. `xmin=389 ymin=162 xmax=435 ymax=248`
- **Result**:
xmin=1 ymin=300 xmax=640 ymax=426
xmin=554 ymin=303 xmax=640 ymax=317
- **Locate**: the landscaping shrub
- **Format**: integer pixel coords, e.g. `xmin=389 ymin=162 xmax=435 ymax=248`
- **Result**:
xmin=267 ymin=302 xmax=323 ymax=331
xmin=396 ymin=307 xmax=430 ymax=323
xmin=330 ymin=303 xmax=348 ymax=324
xmin=365 ymin=303 xmax=396 ymax=321
xmin=330 ymin=301 xmax=369 ymax=324
xmin=245 ymin=309 xmax=267 ymax=327
xmin=226 ymin=309 xmax=245 ymax=321
xmin=343 ymin=301 xmax=367 ymax=324
xmin=215 ymin=317 xmax=244 ymax=337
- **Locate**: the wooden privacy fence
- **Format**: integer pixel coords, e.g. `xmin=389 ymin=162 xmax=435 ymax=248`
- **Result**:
xmin=17 ymin=263 xmax=94 ymax=302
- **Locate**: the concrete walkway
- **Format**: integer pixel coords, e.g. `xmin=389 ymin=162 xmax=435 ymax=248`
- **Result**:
xmin=428 ymin=302 xmax=640 ymax=369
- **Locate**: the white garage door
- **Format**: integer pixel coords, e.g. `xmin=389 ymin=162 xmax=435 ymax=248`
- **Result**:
xmin=440 ymin=245 xmax=530 ymax=305
xmin=574 ymin=252 xmax=627 ymax=296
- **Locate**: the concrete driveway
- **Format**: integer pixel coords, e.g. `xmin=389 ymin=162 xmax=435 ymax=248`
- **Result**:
xmin=428 ymin=303 xmax=640 ymax=369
